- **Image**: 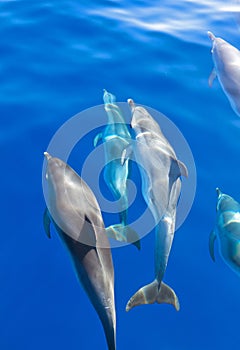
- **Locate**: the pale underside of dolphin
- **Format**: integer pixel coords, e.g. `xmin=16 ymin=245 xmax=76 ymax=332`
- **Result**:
xmin=209 ymin=188 xmax=240 ymax=276
xmin=124 ymin=100 xmax=188 ymax=312
xmin=208 ymin=31 xmax=240 ymax=118
xmin=94 ymin=89 xmax=140 ymax=249
xmin=43 ymin=152 xmax=116 ymax=350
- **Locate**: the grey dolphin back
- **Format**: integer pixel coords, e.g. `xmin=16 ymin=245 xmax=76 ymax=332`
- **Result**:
xmin=43 ymin=153 xmax=116 ymax=350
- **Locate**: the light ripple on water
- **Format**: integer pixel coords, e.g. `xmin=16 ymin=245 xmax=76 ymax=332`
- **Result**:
xmin=86 ymin=0 xmax=240 ymax=44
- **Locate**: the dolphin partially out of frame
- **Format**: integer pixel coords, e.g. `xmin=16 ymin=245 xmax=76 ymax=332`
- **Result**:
xmin=94 ymin=89 xmax=140 ymax=249
xmin=123 ymin=100 xmax=188 ymax=312
xmin=208 ymin=31 xmax=240 ymax=117
xmin=209 ymin=188 xmax=240 ymax=276
xmin=43 ymin=152 xmax=116 ymax=350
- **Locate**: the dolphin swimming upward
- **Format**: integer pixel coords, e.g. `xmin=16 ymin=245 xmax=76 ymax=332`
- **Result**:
xmin=94 ymin=89 xmax=140 ymax=249
xmin=209 ymin=188 xmax=240 ymax=276
xmin=124 ymin=100 xmax=188 ymax=312
xmin=208 ymin=31 xmax=240 ymax=117
xmin=43 ymin=152 xmax=116 ymax=350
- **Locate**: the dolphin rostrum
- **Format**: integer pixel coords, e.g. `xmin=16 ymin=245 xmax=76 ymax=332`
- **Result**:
xmin=124 ymin=100 xmax=188 ymax=312
xmin=94 ymin=89 xmax=140 ymax=249
xmin=209 ymin=188 xmax=240 ymax=276
xmin=43 ymin=152 xmax=116 ymax=350
xmin=208 ymin=31 xmax=240 ymax=117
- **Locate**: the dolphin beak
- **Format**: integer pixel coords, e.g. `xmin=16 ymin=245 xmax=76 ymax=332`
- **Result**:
xmin=207 ymin=31 xmax=215 ymax=41
xmin=127 ymin=98 xmax=135 ymax=112
xmin=44 ymin=152 xmax=52 ymax=161
xmin=216 ymin=187 xmax=222 ymax=198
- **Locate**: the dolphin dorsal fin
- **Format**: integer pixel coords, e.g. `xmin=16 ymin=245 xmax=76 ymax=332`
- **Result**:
xmin=43 ymin=207 xmax=51 ymax=239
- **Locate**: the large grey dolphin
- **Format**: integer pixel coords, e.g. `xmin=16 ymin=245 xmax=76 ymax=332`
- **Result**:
xmin=43 ymin=152 xmax=116 ymax=350
xmin=94 ymin=89 xmax=140 ymax=249
xmin=208 ymin=31 xmax=240 ymax=117
xmin=124 ymin=100 xmax=188 ymax=312
xmin=209 ymin=188 xmax=240 ymax=276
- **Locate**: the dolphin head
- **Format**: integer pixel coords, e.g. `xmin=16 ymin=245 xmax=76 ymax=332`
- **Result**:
xmin=44 ymin=152 xmax=68 ymax=184
xmin=128 ymin=99 xmax=162 ymax=136
xmin=207 ymin=31 xmax=235 ymax=70
xmin=208 ymin=31 xmax=226 ymax=51
xmin=216 ymin=188 xmax=240 ymax=215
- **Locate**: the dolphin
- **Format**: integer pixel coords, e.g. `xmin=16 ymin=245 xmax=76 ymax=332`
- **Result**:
xmin=124 ymin=100 xmax=188 ymax=312
xmin=209 ymin=188 xmax=240 ymax=276
xmin=208 ymin=31 xmax=240 ymax=117
xmin=94 ymin=89 xmax=140 ymax=249
xmin=43 ymin=152 xmax=116 ymax=350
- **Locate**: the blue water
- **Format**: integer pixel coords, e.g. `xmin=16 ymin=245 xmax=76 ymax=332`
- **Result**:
xmin=2 ymin=0 xmax=240 ymax=349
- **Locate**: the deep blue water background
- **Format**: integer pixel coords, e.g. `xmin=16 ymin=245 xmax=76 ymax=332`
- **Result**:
xmin=2 ymin=0 xmax=240 ymax=349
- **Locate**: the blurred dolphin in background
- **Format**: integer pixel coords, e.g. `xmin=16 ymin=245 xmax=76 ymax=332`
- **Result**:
xmin=94 ymin=89 xmax=140 ymax=249
xmin=124 ymin=100 xmax=188 ymax=312
xmin=208 ymin=31 xmax=240 ymax=117
xmin=43 ymin=152 xmax=116 ymax=350
xmin=209 ymin=188 xmax=240 ymax=276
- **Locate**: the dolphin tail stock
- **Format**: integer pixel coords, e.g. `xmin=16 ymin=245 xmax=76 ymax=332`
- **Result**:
xmin=100 ymin=313 xmax=116 ymax=350
xmin=126 ymin=279 xmax=180 ymax=312
xmin=106 ymin=224 xmax=141 ymax=250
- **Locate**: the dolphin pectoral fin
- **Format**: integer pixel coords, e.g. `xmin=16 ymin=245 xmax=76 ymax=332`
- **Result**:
xmin=93 ymin=132 xmax=103 ymax=147
xmin=208 ymin=68 xmax=217 ymax=87
xmin=106 ymin=224 xmax=141 ymax=250
xmin=209 ymin=230 xmax=217 ymax=262
xmin=177 ymin=160 xmax=188 ymax=178
xmin=121 ymin=144 xmax=133 ymax=166
xmin=124 ymin=225 xmax=141 ymax=250
xmin=126 ymin=280 xmax=179 ymax=312
xmin=43 ymin=207 xmax=51 ymax=239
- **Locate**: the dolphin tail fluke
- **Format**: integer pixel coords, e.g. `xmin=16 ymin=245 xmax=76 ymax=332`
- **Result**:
xmin=106 ymin=224 xmax=141 ymax=250
xmin=126 ymin=279 xmax=180 ymax=312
